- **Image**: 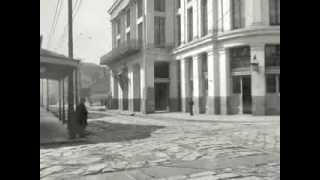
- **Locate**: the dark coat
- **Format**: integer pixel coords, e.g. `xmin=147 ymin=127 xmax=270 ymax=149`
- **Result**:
xmin=75 ymin=103 xmax=88 ymax=126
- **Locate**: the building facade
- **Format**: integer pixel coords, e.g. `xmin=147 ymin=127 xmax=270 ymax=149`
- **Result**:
xmin=100 ymin=0 xmax=280 ymax=115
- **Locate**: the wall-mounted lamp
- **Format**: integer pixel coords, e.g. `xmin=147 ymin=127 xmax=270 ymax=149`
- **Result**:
xmin=250 ymin=55 xmax=259 ymax=72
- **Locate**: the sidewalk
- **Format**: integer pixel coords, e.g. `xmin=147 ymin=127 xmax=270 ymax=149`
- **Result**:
xmin=40 ymin=107 xmax=69 ymax=145
xmin=97 ymin=109 xmax=280 ymax=123
xmin=40 ymin=107 xmax=88 ymax=146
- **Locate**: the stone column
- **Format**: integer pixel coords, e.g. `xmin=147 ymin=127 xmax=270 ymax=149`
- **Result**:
xmin=128 ymin=64 xmax=141 ymax=112
xmin=219 ymin=48 xmax=231 ymax=114
xmin=169 ymin=60 xmax=180 ymax=112
xmin=180 ymin=58 xmax=191 ymax=112
xmin=207 ymin=50 xmax=220 ymax=114
xmin=193 ymin=0 xmax=199 ymax=40
xmin=128 ymin=65 xmax=135 ymax=112
xmin=251 ymin=43 xmax=266 ymax=115
xmin=192 ymin=55 xmax=205 ymax=114
xmin=218 ymin=0 xmax=231 ymax=32
xmin=140 ymin=55 xmax=155 ymax=114
xmin=207 ymin=0 xmax=215 ymax=34
xmin=118 ymin=78 xmax=123 ymax=111
xmin=251 ymin=0 xmax=264 ymax=26
xmin=133 ymin=64 xmax=141 ymax=112
xmin=110 ymin=70 xmax=119 ymax=109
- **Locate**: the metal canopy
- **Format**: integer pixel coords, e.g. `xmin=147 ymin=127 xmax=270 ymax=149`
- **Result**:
xmin=40 ymin=49 xmax=80 ymax=80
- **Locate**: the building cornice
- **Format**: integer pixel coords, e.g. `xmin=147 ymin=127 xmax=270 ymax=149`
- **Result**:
xmin=107 ymin=0 xmax=122 ymax=14
xmin=172 ymin=35 xmax=213 ymax=55
xmin=217 ymin=26 xmax=280 ymax=41
xmin=172 ymin=26 xmax=280 ymax=56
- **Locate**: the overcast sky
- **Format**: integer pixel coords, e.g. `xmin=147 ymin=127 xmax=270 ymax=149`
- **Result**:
xmin=40 ymin=0 xmax=113 ymax=64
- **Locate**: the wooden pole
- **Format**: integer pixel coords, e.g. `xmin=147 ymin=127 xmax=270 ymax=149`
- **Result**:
xmin=62 ymin=78 xmax=65 ymax=123
xmin=46 ymin=79 xmax=49 ymax=111
xmin=58 ymin=80 xmax=62 ymax=121
xmin=68 ymin=0 xmax=73 ymax=59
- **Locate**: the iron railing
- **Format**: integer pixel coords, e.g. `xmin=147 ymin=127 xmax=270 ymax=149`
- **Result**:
xmin=101 ymin=40 xmax=175 ymax=65
xmin=101 ymin=39 xmax=142 ymax=65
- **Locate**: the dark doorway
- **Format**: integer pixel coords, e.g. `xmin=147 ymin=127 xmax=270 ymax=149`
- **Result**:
xmin=242 ymin=76 xmax=252 ymax=114
xmin=155 ymin=83 xmax=169 ymax=111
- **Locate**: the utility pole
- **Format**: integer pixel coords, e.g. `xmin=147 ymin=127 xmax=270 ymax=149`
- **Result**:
xmin=68 ymin=0 xmax=73 ymax=59
xmin=67 ymin=0 xmax=75 ymax=123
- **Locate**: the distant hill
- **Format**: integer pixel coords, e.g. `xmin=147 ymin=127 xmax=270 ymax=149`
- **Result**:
xmin=80 ymin=62 xmax=109 ymax=88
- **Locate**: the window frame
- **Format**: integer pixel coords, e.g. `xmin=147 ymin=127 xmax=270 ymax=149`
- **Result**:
xmin=269 ymin=0 xmax=280 ymax=25
xmin=201 ymin=0 xmax=208 ymax=37
xmin=176 ymin=15 xmax=181 ymax=46
xmin=138 ymin=23 xmax=143 ymax=43
xmin=232 ymin=76 xmax=241 ymax=94
xmin=266 ymin=74 xmax=280 ymax=94
xmin=265 ymin=44 xmax=280 ymax=67
xmin=137 ymin=0 xmax=143 ymax=18
xmin=187 ymin=7 xmax=193 ymax=42
xmin=117 ymin=19 xmax=121 ymax=35
xmin=154 ymin=16 xmax=166 ymax=47
xmin=231 ymin=0 xmax=245 ymax=30
xmin=154 ymin=0 xmax=166 ymax=12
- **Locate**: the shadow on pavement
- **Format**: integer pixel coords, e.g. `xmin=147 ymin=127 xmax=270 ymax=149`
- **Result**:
xmin=40 ymin=120 xmax=164 ymax=149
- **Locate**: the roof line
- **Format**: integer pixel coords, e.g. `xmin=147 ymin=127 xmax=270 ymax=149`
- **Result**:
xmin=107 ymin=0 xmax=122 ymax=14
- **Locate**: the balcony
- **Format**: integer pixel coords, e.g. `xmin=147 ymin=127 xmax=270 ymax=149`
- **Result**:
xmin=100 ymin=39 xmax=142 ymax=65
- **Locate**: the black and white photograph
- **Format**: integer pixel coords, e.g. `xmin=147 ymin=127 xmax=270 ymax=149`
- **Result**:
xmin=40 ymin=0 xmax=280 ymax=179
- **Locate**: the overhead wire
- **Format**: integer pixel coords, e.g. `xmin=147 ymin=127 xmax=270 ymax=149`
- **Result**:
xmin=48 ymin=0 xmax=63 ymax=48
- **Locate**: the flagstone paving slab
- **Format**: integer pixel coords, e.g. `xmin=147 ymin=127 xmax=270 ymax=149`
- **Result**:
xmin=40 ymin=112 xmax=279 ymax=180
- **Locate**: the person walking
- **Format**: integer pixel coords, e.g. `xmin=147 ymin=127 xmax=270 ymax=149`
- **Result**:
xmin=68 ymin=98 xmax=88 ymax=139
xmin=188 ymin=99 xmax=194 ymax=116
xmin=76 ymin=98 xmax=88 ymax=138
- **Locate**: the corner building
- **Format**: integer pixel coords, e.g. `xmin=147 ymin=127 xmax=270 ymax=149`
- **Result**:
xmin=100 ymin=0 xmax=280 ymax=115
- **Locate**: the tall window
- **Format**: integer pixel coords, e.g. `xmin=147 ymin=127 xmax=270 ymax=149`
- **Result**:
xmin=155 ymin=62 xmax=169 ymax=78
xmin=176 ymin=0 xmax=181 ymax=9
xmin=265 ymin=44 xmax=280 ymax=67
xmin=230 ymin=46 xmax=251 ymax=69
xmin=266 ymin=74 xmax=280 ymax=93
xmin=201 ymin=0 xmax=208 ymax=36
xmin=126 ymin=9 xmax=131 ymax=28
xmin=138 ymin=23 xmax=143 ymax=43
xmin=117 ymin=19 xmax=121 ymax=35
xmin=187 ymin=8 xmax=193 ymax=42
xmin=137 ymin=0 xmax=143 ymax=18
xmin=232 ymin=76 xmax=241 ymax=93
xmin=270 ymin=0 xmax=280 ymax=25
xmin=154 ymin=16 xmax=166 ymax=46
xmin=232 ymin=0 xmax=245 ymax=29
xmin=155 ymin=0 xmax=165 ymax=12
xmin=176 ymin=15 xmax=181 ymax=46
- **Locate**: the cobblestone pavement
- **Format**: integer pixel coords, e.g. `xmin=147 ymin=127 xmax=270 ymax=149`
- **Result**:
xmin=40 ymin=113 xmax=280 ymax=180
